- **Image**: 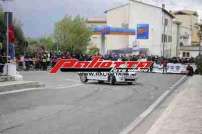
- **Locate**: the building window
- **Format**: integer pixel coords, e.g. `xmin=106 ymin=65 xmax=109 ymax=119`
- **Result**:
xmin=187 ymin=52 xmax=190 ymax=57
xmin=162 ymin=34 xmax=168 ymax=43
xmin=183 ymin=52 xmax=186 ymax=57
xmin=164 ymin=18 xmax=168 ymax=26
xmin=162 ymin=34 xmax=164 ymax=43
xmin=182 ymin=52 xmax=190 ymax=57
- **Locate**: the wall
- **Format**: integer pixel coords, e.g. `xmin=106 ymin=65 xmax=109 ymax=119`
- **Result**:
xmin=174 ymin=14 xmax=200 ymax=44
xmin=163 ymin=13 xmax=173 ymax=57
xmin=89 ymin=35 xmax=102 ymax=50
xmin=179 ymin=51 xmax=199 ymax=58
xmin=172 ymin=22 xmax=178 ymax=57
xmin=105 ymin=4 xmax=130 ymax=51
xmin=87 ymin=21 xmax=106 ymax=53
xmin=128 ymin=1 xmax=173 ymax=57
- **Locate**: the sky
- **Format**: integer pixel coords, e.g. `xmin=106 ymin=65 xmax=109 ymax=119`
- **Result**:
xmin=0 ymin=0 xmax=202 ymax=38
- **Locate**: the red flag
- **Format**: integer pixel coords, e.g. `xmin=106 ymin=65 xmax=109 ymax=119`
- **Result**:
xmin=8 ymin=25 xmax=15 ymax=43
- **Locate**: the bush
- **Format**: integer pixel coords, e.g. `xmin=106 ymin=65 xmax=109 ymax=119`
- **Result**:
xmin=87 ymin=48 xmax=99 ymax=55
xmin=195 ymin=55 xmax=202 ymax=75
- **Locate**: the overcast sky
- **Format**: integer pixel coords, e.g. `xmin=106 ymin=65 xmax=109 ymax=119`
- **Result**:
xmin=0 ymin=0 xmax=201 ymax=38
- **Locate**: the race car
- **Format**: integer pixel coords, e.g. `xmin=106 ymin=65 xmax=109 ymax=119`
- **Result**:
xmin=78 ymin=68 xmax=137 ymax=85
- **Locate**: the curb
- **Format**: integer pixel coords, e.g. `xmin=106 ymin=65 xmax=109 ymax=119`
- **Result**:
xmin=119 ymin=75 xmax=188 ymax=134
xmin=0 ymin=81 xmax=45 ymax=93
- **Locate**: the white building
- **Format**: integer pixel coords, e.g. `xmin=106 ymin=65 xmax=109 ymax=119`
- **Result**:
xmin=105 ymin=4 xmax=130 ymax=52
xmin=104 ymin=0 xmax=174 ymax=57
xmin=87 ymin=17 xmax=107 ymax=52
xmin=172 ymin=10 xmax=202 ymax=58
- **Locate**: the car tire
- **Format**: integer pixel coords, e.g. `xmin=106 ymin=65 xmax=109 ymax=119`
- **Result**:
xmin=109 ymin=75 xmax=116 ymax=85
xmin=127 ymin=82 xmax=133 ymax=85
xmin=98 ymin=80 xmax=104 ymax=84
xmin=80 ymin=74 xmax=88 ymax=83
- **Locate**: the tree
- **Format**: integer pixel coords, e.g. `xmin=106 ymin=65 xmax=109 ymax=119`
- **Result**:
xmin=13 ymin=20 xmax=26 ymax=56
xmin=38 ymin=36 xmax=54 ymax=51
xmin=0 ymin=11 xmax=6 ymax=44
xmin=195 ymin=55 xmax=202 ymax=75
xmin=24 ymin=36 xmax=55 ymax=56
xmin=54 ymin=16 xmax=92 ymax=54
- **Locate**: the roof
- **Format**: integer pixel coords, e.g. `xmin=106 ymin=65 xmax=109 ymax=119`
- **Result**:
xmin=130 ymin=0 xmax=174 ymax=18
xmin=105 ymin=0 xmax=174 ymax=18
xmin=104 ymin=3 xmax=129 ymax=13
xmin=87 ymin=17 xmax=107 ymax=23
xmin=173 ymin=10 xmax=199 ymax=16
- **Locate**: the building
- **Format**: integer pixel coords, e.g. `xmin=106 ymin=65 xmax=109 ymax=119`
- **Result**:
xmin=103 ymin=0 xmax=174 ymax=57
xmin=172 ymin=10 xmax=202 ymax=58
xmin=86 ymin=17 xmax=107 ymax=52
xmin=88 ymin=1 xmax=202 ymax=58
xmin=173 ymin=10 xmax=200 ymax=45
xmin=105 ymin=4 xmax=130 ymax=53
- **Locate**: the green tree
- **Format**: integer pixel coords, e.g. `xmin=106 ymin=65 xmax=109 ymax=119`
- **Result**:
xmin=38 ymin=36 xmax=54 ymax=51
xmin=195 ymin=55 xmax=202 ymax=75
xmin=25 ymin=36 xmax=55 ymax=56
xmin=0 ymin=11 xmax=6 ymax=44
xmin=25 ymin=37 xmax=39 ymax=55
xmin=54 ymin=16 xmax=92 ymax=54
xmin=13 ymin=20 xmax=26 ymax=56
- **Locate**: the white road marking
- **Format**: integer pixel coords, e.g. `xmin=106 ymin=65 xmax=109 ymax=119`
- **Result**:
xmin=0 ymin=83 xmax=85 ymax=95
xmin=169 ymin=75 xmax=186 ymax=90
xmin=140 ymin=90 xmax=170 ymax=118
xmin=0 ymin=88 xmax=45 ymax=95
xmin=119 ymin=75 xmax=187 ymax=134
xmin=56 ymin=83 xmax=84 ymax=89
xmin=65 ymin=78 xmax=80 ymax=82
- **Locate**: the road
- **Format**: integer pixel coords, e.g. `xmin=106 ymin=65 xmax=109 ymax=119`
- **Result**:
xmin=0 ymin=71 xmax=182 ymax=134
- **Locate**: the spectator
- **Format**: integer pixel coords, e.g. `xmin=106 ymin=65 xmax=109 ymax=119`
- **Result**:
xmin=0 ymin=53 xmax=4 ymax=73
xmin=186 ymin=64 xmax=194 ymax=76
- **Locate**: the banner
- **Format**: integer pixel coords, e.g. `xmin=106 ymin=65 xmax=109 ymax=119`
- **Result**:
xmin=137 ymin=24 xmax=149 ymax=39
xmin=167 ymin=63 xmax=187 ymax=74
xmin=152 ymin=63 xmax=163 ymax=73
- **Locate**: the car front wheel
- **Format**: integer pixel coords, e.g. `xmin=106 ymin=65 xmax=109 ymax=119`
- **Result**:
xmin=127 ymin=82 xmax=133 ymax=85
xmin=109 ymin=75 xmax=116 ymax=85
xmin=80 ymin=74 xmax=88 ymax=83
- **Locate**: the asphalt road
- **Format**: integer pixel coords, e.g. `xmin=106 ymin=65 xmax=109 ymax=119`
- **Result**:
xmin=0 ymin=71 xmax=182 ymax=134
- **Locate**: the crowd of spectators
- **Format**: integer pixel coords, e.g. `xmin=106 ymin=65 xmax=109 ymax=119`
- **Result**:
xmin=12 ymin=51 xmax=195 ymax=72
xmin=0 ymin=43 xmax=197 ymax=73
xmin=0 ymin=48 xmax=6 ymax=74
xmin=16 ymin=52 xmax=92 ymax=71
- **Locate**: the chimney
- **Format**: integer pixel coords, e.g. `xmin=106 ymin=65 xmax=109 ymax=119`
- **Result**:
xmin=162 ymin=4 xmax=165 ymax=9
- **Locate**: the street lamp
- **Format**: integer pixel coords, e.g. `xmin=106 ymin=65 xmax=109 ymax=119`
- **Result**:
xmin=0 ymin=0 xmax=14 ymax=75
xmin=199 ymin=24 xmax=202 ymax=56
xmin=175 ymin=21 xmax=181 ymax=57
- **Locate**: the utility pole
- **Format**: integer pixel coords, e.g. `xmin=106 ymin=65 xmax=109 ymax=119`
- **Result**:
xmin=199 ymin=23 xmax=202 ymax=56
xmin=175 ymin=21 xmax=181 ymax=57
xmin=1 ymin=0 xmax=14 ymax=76
xmin=162 ymin=4 xmax=166 ymax=74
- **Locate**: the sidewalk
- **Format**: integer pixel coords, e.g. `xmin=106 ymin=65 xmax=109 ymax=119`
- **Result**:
xmin=145 ymin=75 xmax=202 ymax=134
xmin=0 ymin=80 xmax=45 ymax=92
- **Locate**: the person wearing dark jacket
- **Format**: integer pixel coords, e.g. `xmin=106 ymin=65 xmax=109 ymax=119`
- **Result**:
xmin=186 ymin=64 xmax=194 ymax=76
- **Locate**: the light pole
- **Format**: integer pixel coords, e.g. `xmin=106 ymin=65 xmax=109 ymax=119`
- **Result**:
xmin=175 ymin=21 xmax=181 ymax=57
xmin=0 ymin=0 xmax=14 ymax=75
xmin=199 ymin=24 xmax=202 ymax=56
xmin=1 ymin=0 xmax=13 ymax=53
xmin=162 ymin=4 xmax=166 ymax=74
